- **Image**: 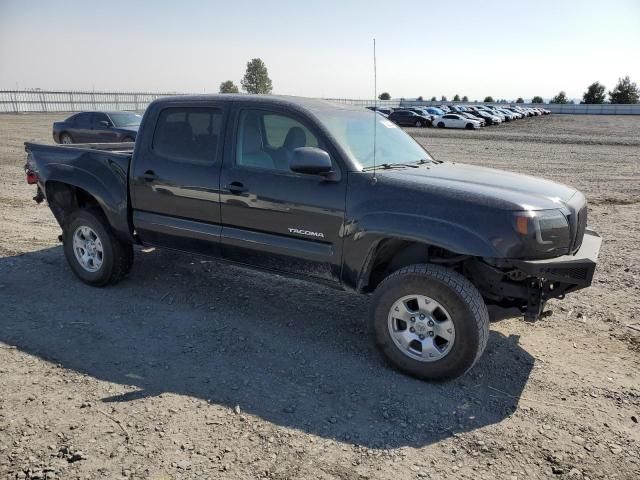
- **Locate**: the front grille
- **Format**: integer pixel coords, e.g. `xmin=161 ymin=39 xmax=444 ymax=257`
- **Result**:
xmin=547 ymin=266 xmax=589 ymax=281
xmin=572 ymin=206 xmax=587 ymax=253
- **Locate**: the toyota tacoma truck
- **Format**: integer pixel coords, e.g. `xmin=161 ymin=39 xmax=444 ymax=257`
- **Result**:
xmin=24 ymin=95 xmax=601 ymax=381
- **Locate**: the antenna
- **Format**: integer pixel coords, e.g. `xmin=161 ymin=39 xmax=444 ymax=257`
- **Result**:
xmin=372 ymin=38 xmax=377 ymax=179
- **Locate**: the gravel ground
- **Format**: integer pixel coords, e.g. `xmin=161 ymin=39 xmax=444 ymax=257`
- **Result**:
xmin=0 ymin=113 xmax=639 ymax=480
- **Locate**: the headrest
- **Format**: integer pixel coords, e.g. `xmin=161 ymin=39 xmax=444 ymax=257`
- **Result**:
xmin=283 ymin=126 xmax=306 ymax=150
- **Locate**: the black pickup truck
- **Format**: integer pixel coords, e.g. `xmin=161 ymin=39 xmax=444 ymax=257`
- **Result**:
xmin=24 ymin=95 xmax=601 ymax=380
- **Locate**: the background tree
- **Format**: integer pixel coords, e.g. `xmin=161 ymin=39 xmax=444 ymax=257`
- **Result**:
xmin=430 ymin=96 xmax=437 ymax=101
xmin=378 ymin=92 xmax=391 ymax=100
xmin=608 ymin=76 xmax=639 ymax=104
xmin=550 ymin=91 xmax=568 ymax=104
xmin=516 ymin=97 xmax=524 ymax=103
xmin=582 ymin=82 xmax=606 ymax=104
xmin=219 ymin=80 xmax=239 ymax=94
xmin=417 ymin=95 xmax=423 ymax=101
xmin=441 ymin=95 xmax=448 ymax=101
xmin=241 ymin=58 xmax=273 ymax=94
xmin=531 ymin=96 xmax=544 ymax=103
xmin=483 ymin=96 xmax=494 ymax=102
xmin=453 ymin=94 xmax=460 ymax=101
xmin=462 ymin=95 xmax=469 ymax=102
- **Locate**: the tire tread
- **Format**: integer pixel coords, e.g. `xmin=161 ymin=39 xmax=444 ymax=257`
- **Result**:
xmin=63 ymin=208 xmax=133 ymax=286
xmin=373 ymin=263 xmax=489 ymax=377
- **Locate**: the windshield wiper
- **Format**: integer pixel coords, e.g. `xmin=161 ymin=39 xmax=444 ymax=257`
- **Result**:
xmin=362 ymin=163 xmax=419 ymax=171
xmin=416 ymin=158 xmax=443 ymax=165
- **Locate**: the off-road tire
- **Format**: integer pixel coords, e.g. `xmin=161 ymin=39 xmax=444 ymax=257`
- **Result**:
xmin=371 ymin=263 xmax=489 ymax=381
xmin=63 ymin=208 xmax=133 ymax=287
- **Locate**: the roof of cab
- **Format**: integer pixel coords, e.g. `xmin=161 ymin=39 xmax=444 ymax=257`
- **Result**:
xmin=151 ymin=94 xmax=365 ymax=113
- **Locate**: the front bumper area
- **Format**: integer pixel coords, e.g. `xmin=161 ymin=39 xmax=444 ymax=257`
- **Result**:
xmin=468 ymin=230 xmax=602 ymax=321
xmin=511 ymin=229 xmax=601 ymax=288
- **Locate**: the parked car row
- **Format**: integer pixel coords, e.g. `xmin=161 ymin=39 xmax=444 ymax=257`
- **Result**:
xmin=53 ymin=102 xmax=549 ymax=146
xmin=368 ymin=104 xmax=550 ymax=130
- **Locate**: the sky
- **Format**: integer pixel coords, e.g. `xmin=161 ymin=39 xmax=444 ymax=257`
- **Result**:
xmin=1 ymin=0 xmax=639 ymax=101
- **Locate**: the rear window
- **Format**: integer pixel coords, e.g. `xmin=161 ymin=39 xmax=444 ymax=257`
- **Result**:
xmin=152 ymin=107 xmax=223 ymax=164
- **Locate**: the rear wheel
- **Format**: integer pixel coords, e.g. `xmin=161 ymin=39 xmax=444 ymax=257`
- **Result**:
xmin=60 ymin=133 xmax=73 ymax=144
xmin=122 ymin=136 xmax=134 ymax=143
xmin=371 ymin=264 xmax=489 ymax=381
xmin=415 ymin=120 xmax=423 ymax=128
xmin=63 ymin=208 xmax=133 ymax=286
xmin=437 ymin=121 xmax=445 ymax=128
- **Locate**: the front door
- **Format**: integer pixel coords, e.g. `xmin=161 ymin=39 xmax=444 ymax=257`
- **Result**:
xmin=219 ymin=107 xmax=347 ymax=283
xmin=72 ymin=112 xmax=93 ymax=143
xmin=91 ymin=113 xmax=119 ymax=142
xmin=131 ymin=104 xmax=226 ymax=256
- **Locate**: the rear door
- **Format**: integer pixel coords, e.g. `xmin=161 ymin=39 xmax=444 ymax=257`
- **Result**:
xmin=219 ymin=105 xmax=347 ymax=283
xmin=396 ymin=111 xmax=410 ymax=126
xmin=130 ymin=102 xmax=227 ymax=256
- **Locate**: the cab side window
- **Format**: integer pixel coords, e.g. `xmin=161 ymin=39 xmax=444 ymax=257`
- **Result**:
xmin=92 ymin=113 xmax=110 ymax=126
xmin=152 ymin=107 xmax=222 ymax=165
xmin=74 ymin=113 xmax=91 ymax=125
xmin=236 ymin=110 xmax=319 ymax=171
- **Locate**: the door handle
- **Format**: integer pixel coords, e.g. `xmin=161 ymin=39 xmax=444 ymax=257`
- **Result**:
xmin=142 ymin=170 xmax=158 ymax=181
xmin=226 ymin=181 xmax=247 ymax=194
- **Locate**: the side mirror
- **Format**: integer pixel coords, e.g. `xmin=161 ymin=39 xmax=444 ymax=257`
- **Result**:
xmin=99 ymin=120 xmax=111 ymax=127
xmin=290 ymin=147 xmax=332 ymax=176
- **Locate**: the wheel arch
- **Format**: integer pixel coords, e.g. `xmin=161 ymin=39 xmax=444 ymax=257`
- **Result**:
xmin=45 ymin=180 xmax=132 ymax=243
xmin=357 ymin=237 xmax=475 ymax=293
xmin=344 ymin=212 xmax=500 ymax=293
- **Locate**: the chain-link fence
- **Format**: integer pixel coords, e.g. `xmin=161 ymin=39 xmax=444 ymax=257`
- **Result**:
xmin=1 ymin=90 xmax=639 ymax=114
xmin=0 ymin=90 xmax=182 ymax=113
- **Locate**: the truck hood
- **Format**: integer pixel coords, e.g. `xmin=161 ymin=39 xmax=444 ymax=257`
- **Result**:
xmin=384 ymin=162 xmax=577 ymax=211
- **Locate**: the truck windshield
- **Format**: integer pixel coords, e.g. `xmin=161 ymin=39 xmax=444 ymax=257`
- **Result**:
xmin=108 ymin=112 xmax=142 ymax=127
xmin=314 ymin=109 xmax=433 ymax=169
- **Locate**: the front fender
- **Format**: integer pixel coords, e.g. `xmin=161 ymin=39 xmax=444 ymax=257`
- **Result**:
xmin=341 ymin=212 xmax=500 ymax=291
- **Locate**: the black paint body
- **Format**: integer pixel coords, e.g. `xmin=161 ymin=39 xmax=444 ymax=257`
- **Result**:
xmin=26 ymin=95 xmax=600 ymax=308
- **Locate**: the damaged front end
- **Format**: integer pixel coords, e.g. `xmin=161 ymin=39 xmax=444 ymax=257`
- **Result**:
xmin=466 ymin=230 xmax=602 ymax=321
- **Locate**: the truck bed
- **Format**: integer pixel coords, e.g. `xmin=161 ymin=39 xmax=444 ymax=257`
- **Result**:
xmin=24 ymin=141 xmax=133 ymax=242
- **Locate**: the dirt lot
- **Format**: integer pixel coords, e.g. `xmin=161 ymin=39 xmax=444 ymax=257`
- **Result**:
xmin=0 ymin=113 xmax=639 ymax=480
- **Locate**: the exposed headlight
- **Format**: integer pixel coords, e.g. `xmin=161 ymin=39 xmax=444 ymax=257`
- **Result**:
xmin=513 ymin=209 xmax=571 ymax=258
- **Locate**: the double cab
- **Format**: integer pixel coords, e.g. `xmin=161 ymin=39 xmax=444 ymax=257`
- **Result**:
xmin=25 ymin=95 xmax=601 ymax=380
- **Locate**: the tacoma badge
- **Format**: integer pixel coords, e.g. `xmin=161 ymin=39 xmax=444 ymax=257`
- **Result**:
xmin=288 ymin=228 xmax=325 ymax=238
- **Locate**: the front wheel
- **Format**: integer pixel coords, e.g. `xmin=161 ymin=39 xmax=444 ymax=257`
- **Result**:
xmin=465 ymin=123 xmax=474 ymax=130
xmin=60 ymin=133 xmax=73 ymax=144
xmin=370 ymin=264 xmax=489 ymax=381
xmin=63 ymin=208 xmax=133 ymax=286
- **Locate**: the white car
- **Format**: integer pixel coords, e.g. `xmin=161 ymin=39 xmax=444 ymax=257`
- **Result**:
xmin=434 ymin=114 xmax=482 ymax=129
xmin=497 ymin=108 xmax=518 ymax=121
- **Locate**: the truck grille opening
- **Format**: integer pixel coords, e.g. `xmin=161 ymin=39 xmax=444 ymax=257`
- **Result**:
xmin=547 ymin=266 xmax=589 ymax=281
